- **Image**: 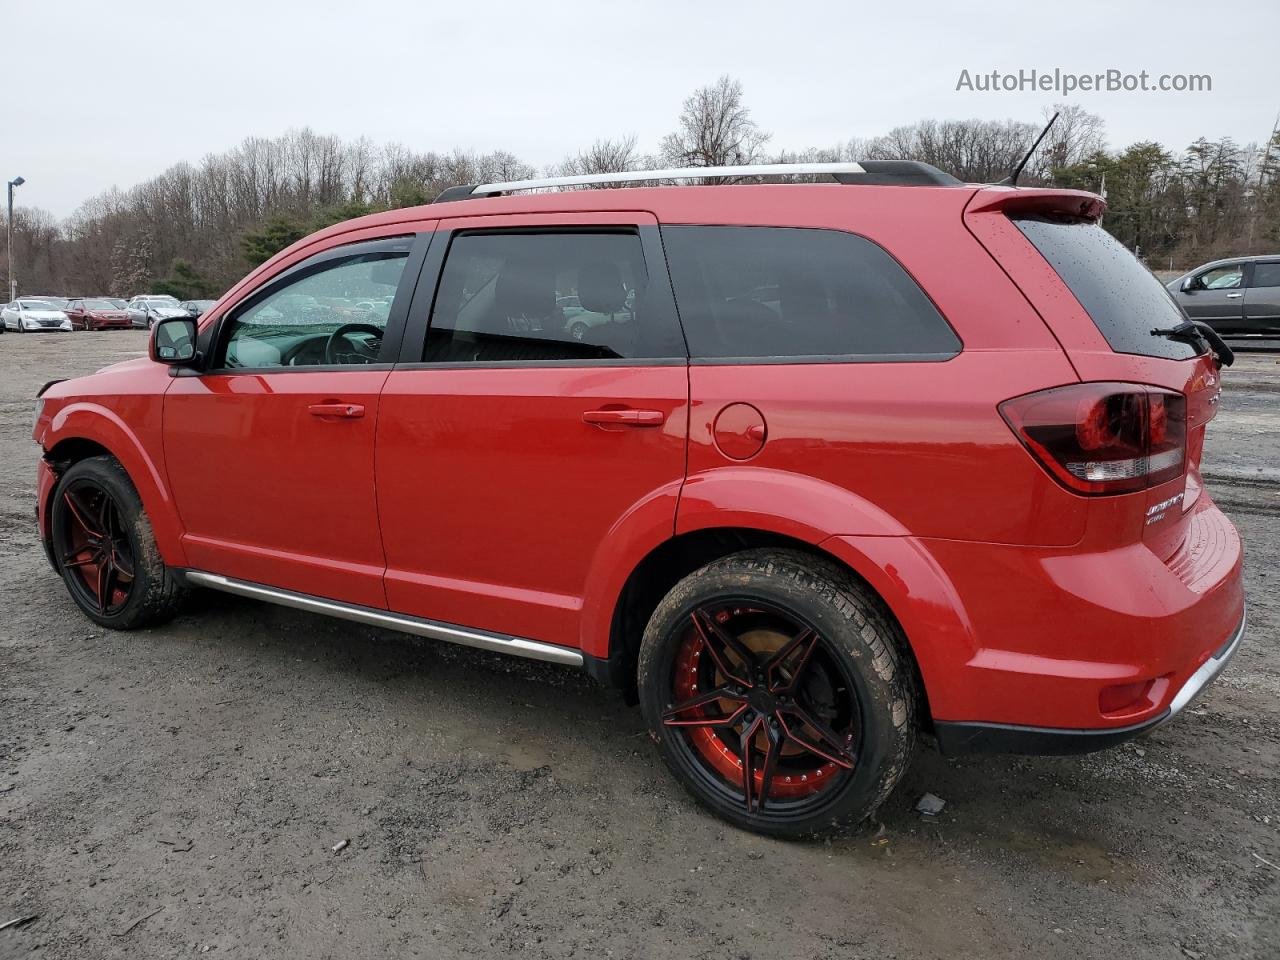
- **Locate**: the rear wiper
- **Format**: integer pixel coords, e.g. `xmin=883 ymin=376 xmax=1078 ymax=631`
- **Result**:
xmin=1151 ymin=320 xmax=1234 ymax=368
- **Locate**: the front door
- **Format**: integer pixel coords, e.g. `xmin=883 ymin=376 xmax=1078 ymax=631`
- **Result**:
xmin=376 ymin=213 xmax=689 ymax=649
xmin=163 ymin=236 xmax=420 ymax=608
xmin=1180 ymin=262 xmax=1246 ymax=329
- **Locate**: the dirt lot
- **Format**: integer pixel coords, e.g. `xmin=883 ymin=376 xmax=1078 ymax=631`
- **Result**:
xmin=1 ymin=330 xmax=1276 ymax=959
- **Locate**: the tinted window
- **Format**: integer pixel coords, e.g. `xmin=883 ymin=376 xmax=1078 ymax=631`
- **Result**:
xmin=426 ymin=231 xmax=668 ymax=362
xmin=662 ymin=226 xmax=959 ymax=360
xmin=1013 ymin=216 xmax=1197 ymax=360
xmin=1252 ymin=262 xmax=1280 ymax=288
xmin=220 ymin=248 xmax=408 ymax=368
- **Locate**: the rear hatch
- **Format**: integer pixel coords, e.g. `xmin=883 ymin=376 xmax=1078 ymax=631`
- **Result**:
xmin=964 ymin=188 xmax=1221 ymax=559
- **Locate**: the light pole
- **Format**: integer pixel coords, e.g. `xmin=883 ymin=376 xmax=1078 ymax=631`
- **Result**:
xmin=7 ymin=176 xmax=25 ymax=303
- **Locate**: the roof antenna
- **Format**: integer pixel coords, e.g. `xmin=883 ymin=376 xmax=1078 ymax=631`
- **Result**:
xmin=1004 ymin=111 xmax=1059 ymax=186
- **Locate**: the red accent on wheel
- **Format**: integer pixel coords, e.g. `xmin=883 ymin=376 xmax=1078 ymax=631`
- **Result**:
xmin=59 ymin=484 xmax=135 ymax=614
xmin=663 ymin=604 xmax=858 ymax=811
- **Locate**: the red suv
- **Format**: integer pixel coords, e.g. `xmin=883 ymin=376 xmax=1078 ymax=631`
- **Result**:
xmin=32 ymin=163 xmax=1246 ymax=836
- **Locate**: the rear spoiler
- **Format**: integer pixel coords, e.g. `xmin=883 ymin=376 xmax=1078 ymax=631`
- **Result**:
xmin=965 ymin=187 xmax=1106 ymax=222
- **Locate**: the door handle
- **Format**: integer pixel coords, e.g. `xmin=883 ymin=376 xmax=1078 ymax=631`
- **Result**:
xmin=308 ymin=402 xmax=365 ymax=419
xmin=582 ymin=408 xmax=666 ymax=427
xmin=1226 ymin=292 xmax=1243 ymax=299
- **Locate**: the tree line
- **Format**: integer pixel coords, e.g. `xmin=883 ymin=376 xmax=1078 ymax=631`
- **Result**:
xmin=4 ymin=75 xmax=1277 ymax=299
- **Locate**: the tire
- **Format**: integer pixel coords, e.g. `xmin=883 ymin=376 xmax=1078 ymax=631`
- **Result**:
xmin=638 ymin=548 xmax=918 ymax=837
xmin=50 ymin=455 xmax=187 ymax=629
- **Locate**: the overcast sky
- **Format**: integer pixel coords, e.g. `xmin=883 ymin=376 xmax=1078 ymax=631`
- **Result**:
xmin=8 ymin=0 xmax=1279 ymax=218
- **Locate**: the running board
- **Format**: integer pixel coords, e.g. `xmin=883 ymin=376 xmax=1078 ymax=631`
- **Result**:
xmin=181 ymin=571 xmax=585 ymax=668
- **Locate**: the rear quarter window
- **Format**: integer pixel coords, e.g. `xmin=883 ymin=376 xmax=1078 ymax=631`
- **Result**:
xmin=1011 ymin=215 xmax=1198 ymax=360
xmin=661 ymin=226 xmax=960 ymax=361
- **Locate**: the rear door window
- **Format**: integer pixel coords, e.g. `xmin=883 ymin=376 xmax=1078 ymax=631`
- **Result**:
xmin=661 ymin=226 xmax=959 ymax=361
xmin=1251 ymin=262 xmax=1280 ymax=287
xmin=425 ymin=230 xmax=678 ymax=362
xmin=1012 ymin=215 xmax=1199 ymax=360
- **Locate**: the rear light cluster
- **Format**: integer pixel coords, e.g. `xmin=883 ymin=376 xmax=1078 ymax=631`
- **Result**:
xmin=999 ymin=382 xmax=1187 ymax=495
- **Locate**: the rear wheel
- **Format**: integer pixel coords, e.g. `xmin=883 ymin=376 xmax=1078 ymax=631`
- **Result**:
xmin=51 ymin=456 xmax=187 ymax=629
xmin=638 ymin=549 xmax=918 ymax=837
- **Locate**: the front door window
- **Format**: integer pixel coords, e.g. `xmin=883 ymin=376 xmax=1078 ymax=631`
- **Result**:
xmin=220 ymin=249 xmax=409 ymax=368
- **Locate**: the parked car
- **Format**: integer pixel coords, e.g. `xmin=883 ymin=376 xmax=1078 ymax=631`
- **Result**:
xmin=126 ymin=295 xmax=188 ymax=329
xmin=556 ymin=291 xmax=636 ymax=341
xmin=179 ymin=299 xmax=217 ymax=318
xmin=31 ymin=162 xmax=1246 ymax=837
xmin=1166 ymin=255 xmax=1280 ymax=335
xmin=353 ymin=299 xmax=391 ymax=321
xmin=3 ymin=298 xmax=72 ymax=332
xmin=65 ymin=298 xmax=133 ymax=331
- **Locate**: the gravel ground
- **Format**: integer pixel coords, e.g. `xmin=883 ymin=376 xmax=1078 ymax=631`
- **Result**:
xmin=1 ymin=331 xmax=1276 ymax=960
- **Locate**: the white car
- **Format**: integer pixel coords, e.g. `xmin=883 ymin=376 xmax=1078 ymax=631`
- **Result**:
xmin=1 ymin=299 xmax=73 ymax=333
xmin=126 ymin=295 xmax=189 ymax=329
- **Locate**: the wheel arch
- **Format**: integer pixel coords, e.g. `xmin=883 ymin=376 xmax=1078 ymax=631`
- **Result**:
xmin=42 ymin=404 xmax=187 ymax=566
xmin=592 ymin=523 xmax=973 ymax=729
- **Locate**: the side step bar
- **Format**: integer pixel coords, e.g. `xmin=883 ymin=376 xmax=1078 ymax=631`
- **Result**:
xmin=181 ymin=570 xmax=585 ymax=668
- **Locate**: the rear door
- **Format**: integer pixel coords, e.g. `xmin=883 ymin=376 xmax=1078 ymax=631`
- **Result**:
xmin=1244 ymin=260 xmax=1280 ymax=334
xmin=375 ymin=213 xmax=688 ymax=648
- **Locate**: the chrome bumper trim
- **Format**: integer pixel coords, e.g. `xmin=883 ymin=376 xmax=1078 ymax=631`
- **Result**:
xmin=182 ymin=570 xmax=585 ymax=668
xmin=1165 ymin=604 xmax=1247 ymax=719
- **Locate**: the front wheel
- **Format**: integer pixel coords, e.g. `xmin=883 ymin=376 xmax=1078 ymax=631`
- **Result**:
xmin=638 ymin=549 xmax=918 ymax=837
xmin=51 ymin=456 xmax=187 ymax=629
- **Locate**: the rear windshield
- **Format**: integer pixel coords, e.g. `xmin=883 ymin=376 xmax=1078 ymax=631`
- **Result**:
xmin=1012 ymin=215 xmax=1199 ymax=360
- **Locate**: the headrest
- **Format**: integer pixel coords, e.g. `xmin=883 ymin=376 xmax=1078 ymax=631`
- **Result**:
xmin=578 ymin=260 xmax=627 ymax=315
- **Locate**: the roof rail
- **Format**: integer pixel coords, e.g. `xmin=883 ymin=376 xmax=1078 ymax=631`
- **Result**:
xmin=432 ymin=160 xmax=962 ymax=203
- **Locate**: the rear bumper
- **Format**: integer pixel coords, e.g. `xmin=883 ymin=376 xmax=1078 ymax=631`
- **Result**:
xmin=826 ymin=493 xmax=1246 ymax=741
xmin=934 ymin=605 xmax=1246 ymax=754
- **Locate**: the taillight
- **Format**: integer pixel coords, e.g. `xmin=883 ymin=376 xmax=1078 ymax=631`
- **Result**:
xmin=999 ymin=383 xmax=1186 ymax=495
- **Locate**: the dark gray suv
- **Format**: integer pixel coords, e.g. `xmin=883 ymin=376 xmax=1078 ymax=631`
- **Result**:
xmin=1167 ymin=255 xmax=1280 ymax=335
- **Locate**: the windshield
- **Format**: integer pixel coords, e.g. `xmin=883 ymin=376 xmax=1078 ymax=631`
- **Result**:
xmin=85 ymin=299 xmax=118 ymax=309
xmin=19 ymin=300 xmax=58 ymax=311
xmin=1011 ymin=215 xmax=1199 ymax=361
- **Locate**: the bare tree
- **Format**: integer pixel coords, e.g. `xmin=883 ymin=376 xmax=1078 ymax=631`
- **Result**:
xmin=550 ymin=136 xmax=641 ymax=182
xmin=1036 ymin=103 xmax=1107 ymax=179
xmin=866 ymin=117 xmax=1036 ymax=183
xmin=660 ymin=76 xmax=770 ymax=175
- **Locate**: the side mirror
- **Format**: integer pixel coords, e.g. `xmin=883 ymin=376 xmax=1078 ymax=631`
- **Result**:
xmin=150 ymin=315 xmax=199 ymax=365
xmin=1181 ymin=276 xmax=1197 ymax=292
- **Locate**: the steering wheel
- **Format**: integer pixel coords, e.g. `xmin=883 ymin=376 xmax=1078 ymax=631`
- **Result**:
xmin=324 ymin=323 xmax=384 ymax=365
